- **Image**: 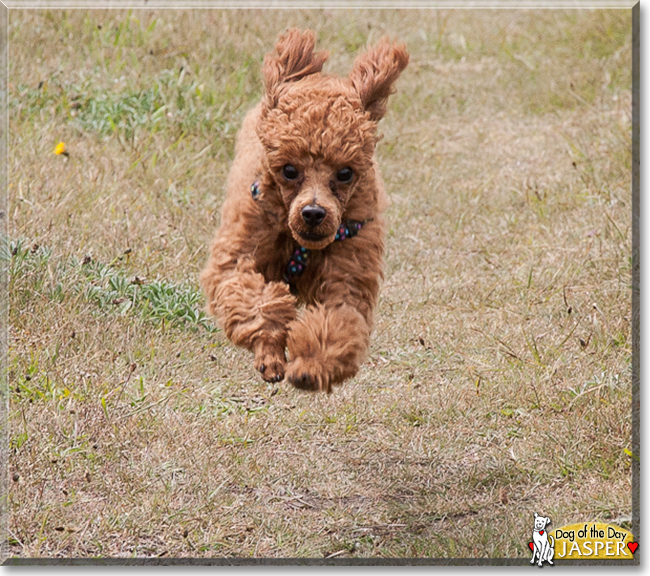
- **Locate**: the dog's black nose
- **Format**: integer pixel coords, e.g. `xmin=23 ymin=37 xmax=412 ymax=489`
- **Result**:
xmin=301 ymin=204 xmax=327 ymax=227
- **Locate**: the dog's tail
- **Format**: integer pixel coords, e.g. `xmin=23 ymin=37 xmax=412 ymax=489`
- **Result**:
xmin=548 ymin=535 xmax=555 ymax=548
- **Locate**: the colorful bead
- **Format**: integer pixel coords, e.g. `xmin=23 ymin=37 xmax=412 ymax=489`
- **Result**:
xmin=251 ymin=180 xmax=261 ymax=200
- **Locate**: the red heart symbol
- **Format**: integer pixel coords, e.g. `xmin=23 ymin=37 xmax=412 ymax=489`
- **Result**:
xmin=628 ymin=542 xmax=638 ymax=554
xmin=528 ymin=542 xmax=534 ymax=551
xmin=539 ymin=530 xmax=544 ymax=535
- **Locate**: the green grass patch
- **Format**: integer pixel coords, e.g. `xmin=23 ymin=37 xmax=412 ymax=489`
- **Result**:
xmin=8 ymin=238 xmax=217 ymax=333
xmin=10 ymin=63 xmax=255 ymax=144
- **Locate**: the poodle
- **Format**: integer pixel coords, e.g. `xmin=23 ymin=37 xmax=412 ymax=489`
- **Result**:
xmin=200 ymin=29 xmax=408 ymax=393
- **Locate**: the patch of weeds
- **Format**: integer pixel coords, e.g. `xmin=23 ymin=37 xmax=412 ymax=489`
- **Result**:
xmin=562 ymin=370 xmax=625 ymax=409
xmin=7 ymin=238 xmax=53 ymax=297
xmin=321 ymin=406 xmax=359 ymax=433
xmin=403 ymin=409 xmax=427 ymax=427
xmin=208 ymin=392 xmax=268 ymax=418
xmin=9 ymin=238 xmax=217 ymax=333
xmin=75 ymin=87 xmax=166 ymax=139
xmin=10 ymin=432 xmax=29 ymax=451
xmin=9 ymin=79 xmax=62 ymax=123
xmin=80 ymin=260 xmax=215 ymax=332
xmin=97 ymin=10 xmax=157 ymax=49
xmin=219 ymin=435 xmax=255 ymax=447
xmin=506 ymin=419 xmax=525 ymax=438
xmin=10 ymin=63 xmax=251 ymax=145
xmin=15 ymin=372 xmax=73 ymax=407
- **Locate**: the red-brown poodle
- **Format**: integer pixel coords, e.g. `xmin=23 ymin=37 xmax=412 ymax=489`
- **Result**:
xmin=200 ymin=29 xmax=408 ymax=393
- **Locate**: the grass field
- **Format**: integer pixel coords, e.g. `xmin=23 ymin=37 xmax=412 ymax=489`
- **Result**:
xmin=6 ymin=8 xmax=633 ymax=558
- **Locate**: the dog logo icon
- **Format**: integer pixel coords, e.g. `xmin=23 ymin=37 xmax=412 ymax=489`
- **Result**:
xmin=529 ymin=512 xmax=554 ymax=566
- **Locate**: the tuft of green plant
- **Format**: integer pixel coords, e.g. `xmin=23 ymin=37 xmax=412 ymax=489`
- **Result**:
xmin=9 ymin=238 xmax=217 ymax=333
xmin=10 ymin=62 xmax=253 ymax=145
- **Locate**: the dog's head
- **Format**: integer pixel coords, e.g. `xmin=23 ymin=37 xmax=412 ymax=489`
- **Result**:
xmin=534 ymin=513 xmax=551 ymax=531
xmin=257 ymin=29 xmax=408 ymax=249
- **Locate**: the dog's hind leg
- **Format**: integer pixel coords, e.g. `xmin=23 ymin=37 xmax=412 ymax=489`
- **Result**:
xmin=201 ymin=256 xmax=297 ymax=383
xmin=546 ymin=537 xmax=555 ymax=565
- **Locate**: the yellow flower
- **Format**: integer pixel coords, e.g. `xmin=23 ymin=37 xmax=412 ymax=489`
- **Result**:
xmin=54 ymin=141 xmax=68 ymax=156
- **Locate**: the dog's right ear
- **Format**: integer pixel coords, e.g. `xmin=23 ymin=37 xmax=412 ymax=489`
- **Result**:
xmin=262 ymin=29 xmax=329 ymax=108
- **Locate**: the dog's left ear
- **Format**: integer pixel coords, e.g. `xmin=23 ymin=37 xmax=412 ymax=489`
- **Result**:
xmin=545 ymin=518 xmax=551 ymax=526
xmin=349 ymin=37 xmax=409 ymax=122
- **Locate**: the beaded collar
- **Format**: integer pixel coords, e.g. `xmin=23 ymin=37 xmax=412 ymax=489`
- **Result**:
xmin=283 ymin=219 xmax=367 ymax=284
xmin=250 ymin=180 xmax=368 ymax=285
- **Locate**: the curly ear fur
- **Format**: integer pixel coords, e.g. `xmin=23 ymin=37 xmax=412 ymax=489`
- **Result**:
xmin=349 ymin=37 xmax=409 ymax=122
xmin=262 ymin=29 xmax=329 ymax=108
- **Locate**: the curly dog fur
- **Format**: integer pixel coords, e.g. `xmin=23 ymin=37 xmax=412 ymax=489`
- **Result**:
xmin=200 ymin=29 xmax=408 ymax=393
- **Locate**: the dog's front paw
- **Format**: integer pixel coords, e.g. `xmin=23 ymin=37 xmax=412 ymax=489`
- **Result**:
xmin=286 ymin=357 xmax=331 ymax=393
xmin=254 ymin=343 xmax=286 ymax=383
xmin=256 ymin=357 xmax=285 ymax=383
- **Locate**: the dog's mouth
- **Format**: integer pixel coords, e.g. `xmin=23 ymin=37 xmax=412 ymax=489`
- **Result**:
xmin=298 ymin=231 xmax=328 ymax=242
xmin=292 ymin=229 xmax=335 ymax=250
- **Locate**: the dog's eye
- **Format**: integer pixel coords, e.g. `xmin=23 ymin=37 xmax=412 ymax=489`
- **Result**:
xmin=336 ymin=167 xmax=354 ymax=183
xmin=282 ymin=164 xmax=299 ymax=181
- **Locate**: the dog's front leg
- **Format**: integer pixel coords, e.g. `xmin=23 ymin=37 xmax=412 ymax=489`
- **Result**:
xmin=201 ymin=256 xmax=297 ymax=383
xmin=539 ymin=542 xmax=549 ymax=566
xmin=285 ymin=303 xmax=370 ymax=393
xmin=284 ymin=235 xmax=383 ymax=392
xmin=530 ymin=542 xmax=538 ymax=564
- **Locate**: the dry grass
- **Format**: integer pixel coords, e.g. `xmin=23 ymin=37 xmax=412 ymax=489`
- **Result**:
xmin=7 ymin=8 xmax=632 ymax=559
